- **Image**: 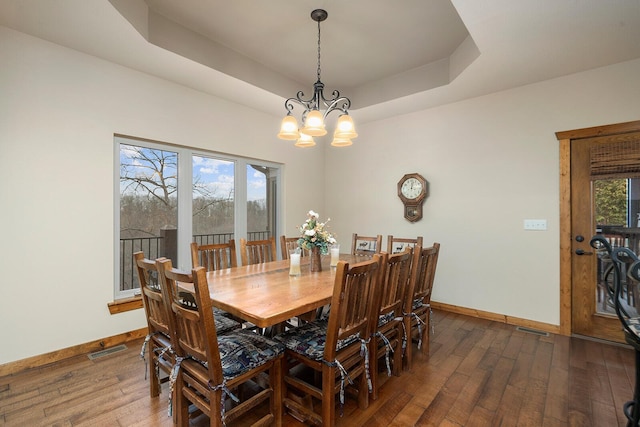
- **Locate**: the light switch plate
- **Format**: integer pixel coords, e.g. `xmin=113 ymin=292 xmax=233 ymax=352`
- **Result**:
xmin=524 ymin=219 xmax=547 ymax=230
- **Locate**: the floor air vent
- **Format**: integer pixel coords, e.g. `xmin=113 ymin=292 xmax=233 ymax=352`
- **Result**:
xmin=515 ymin=326 xmax=549 ymax=337
xmin=88 ymin=344 xmax=128 ymax=360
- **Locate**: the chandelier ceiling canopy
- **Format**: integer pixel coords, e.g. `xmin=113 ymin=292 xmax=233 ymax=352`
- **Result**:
xmin=277 ymin=9 xmax=357 ymax=148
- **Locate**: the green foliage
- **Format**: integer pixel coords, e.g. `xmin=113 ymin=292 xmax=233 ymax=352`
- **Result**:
xmin=595 ymin=179 xmax=627 ymax=226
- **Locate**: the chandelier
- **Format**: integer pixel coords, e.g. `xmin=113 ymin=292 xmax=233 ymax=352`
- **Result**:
xmin=277 ymin=9 xmax=357 ymax=148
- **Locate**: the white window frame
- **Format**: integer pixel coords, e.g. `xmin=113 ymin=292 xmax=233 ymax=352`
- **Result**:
xmin=114 ymin=135 xmax=281 ymax=300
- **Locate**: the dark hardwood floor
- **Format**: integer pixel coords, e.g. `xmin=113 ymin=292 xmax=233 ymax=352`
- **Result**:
xmin=1 ymin=309 xmax=636 ymax=426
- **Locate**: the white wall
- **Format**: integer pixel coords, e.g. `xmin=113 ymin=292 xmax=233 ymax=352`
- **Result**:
xmin=326 ymin=58 xmax=640 ymax=325
xmin=2 ymin=23 xmax=640 ymax=366
xmin=0 ymin=26 xmax=324 ymax=365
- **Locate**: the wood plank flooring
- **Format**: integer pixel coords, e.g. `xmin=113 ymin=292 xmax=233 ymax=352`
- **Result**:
xmin=1 ymin=310 xmax=637 ymax=426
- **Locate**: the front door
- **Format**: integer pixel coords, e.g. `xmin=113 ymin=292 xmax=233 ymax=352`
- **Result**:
xmin=564 ymin=123 xmax=640 ymax=342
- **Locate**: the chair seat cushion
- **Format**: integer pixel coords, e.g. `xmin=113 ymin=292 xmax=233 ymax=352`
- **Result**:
xmin=213 ymin=307 xmax=231 ymax=317
xmin=214 ymin=312 xmax=242 ymax=334
xmin=412 ymin=299 xmax=429 ymax=311
xmin=273 ymin=318 xmax=359 ymax=361
xmin=216 ymin=329 xmax=284 ymax=379
xmin=378 ymin=311 xmax=396 ymax=327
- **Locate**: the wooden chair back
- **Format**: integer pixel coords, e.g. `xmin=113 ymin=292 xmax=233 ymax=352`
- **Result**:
xmin=403 ymin=243 xmax=440 ymax=369
xmin=387 ymin=235 xmax=423 ymax=254
xmin=156 ymin=259 xmax=224 ymax=385
xmin=280 ymin=235 xmax=305 ymax=260
xmin=368 ymin=248 xmax=413 ymax=398
xmin=351 ymin=233 xmax=383 ymax=256
xmin=190 ymin=239 xmax=237 ymax=271
xmin=378 ymin=248 xmax=413 ymax=322
xmin=134 ymin=251 xmax=170 ymax=337
xmin=133 ymin=251 xmax=172 ymax=398
xmin=408 ymin=243 xmax=440 ymax=308
xmin=325 ymin=254 xmax=383 ymax=361
xmin=240 ymin=236 xmax=277 ymax=265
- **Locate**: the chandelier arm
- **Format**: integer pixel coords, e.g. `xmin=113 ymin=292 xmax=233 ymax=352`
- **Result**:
xmin=284 ymin=91 xmax=316 ymax=113
xmin=321 ymin=96 xmax=352 ymax=120
xmin=318 ymin=88 xmax=339 ymax=104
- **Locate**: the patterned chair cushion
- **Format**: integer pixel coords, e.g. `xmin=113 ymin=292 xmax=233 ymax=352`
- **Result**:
xmin=213 ymin=307 xmax=235 ymax=318
xmin=177 ymin=291 xmax=239 ymax=333
xmin=216 ymin=329 xmax=285 ymax=379
xmin=378 ymin=311 xmax=396 ymax=327
xmin=412 ymin=298 xmax=429 ymax=311
xmin=214 ymin=313 xmax=241 ymax=334
xmin=185 ymin=330 xmax=285 ymax=379
xmin=273 ymin=318 xmax=360 ymax=361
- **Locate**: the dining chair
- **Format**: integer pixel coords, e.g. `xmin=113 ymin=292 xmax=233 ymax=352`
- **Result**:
xmin=156 ymin=259 xmax=285 ymax=427
xmin=240 ymin=236 xmax=277 ymax=265
xmin=274 ymin=255 xmax=383 ymax=427
xmin=133 ymin=251 xmax=173 ymax=398
xmin=386 ymin=235 xmax=423 ymax=254
xmin=351 ymin=233 xmax=383 ymax=256
xmin=369 ymin=248 xmax=413 ymax=400
xmin=190 ymin=239 xmax=237 ymax=271
xmin=403 ymin=243 xmax=440 ymax=371
xmin=280 ymin=235 xmax=305 ymax=260
xmin=189 ymin=241 xmax=243 ymax=333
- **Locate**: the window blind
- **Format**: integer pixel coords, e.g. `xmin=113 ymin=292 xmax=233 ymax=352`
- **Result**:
xmin=590 ymin=134 xmax=640 ymax=179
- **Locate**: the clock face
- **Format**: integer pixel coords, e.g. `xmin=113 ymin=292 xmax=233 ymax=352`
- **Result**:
xmin=401 ymin=177 xmax=423 ymax=200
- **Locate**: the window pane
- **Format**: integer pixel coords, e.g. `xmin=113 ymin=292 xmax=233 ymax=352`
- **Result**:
xmin=192 ymin=156 xmax=235 ymax=244
xmin=247 ymin=164 xmax=277 ymax=241
xmin=595 ymin=178 xmax=628 ymax=227
xmin=119 ymin=143 xmax=178 ymax=294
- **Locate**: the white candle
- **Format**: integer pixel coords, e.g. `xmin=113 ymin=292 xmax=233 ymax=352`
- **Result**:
xmin=330 ymin=246 xmax=340 ymax=267
xmin=289 ymin=253 xmax=301 ymax=276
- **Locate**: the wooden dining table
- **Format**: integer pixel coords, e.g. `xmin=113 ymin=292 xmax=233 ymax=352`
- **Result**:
xmin=179 ymin=253 xmax=369 ymax=328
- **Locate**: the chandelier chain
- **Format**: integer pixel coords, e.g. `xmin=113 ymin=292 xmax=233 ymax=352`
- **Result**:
xmin=317 ymin=18 xmax=321 ymax=82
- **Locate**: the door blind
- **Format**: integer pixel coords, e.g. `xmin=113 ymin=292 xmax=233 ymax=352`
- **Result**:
xmin=590 ymin=133 xmax=640 ymax=179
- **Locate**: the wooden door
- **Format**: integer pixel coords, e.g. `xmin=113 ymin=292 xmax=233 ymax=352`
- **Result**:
xmin=561 ymin=122 xmax=640 ymax=342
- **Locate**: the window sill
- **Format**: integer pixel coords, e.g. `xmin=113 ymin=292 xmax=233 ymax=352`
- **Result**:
xmin=108 ymin=296 xmax=143 ymax=314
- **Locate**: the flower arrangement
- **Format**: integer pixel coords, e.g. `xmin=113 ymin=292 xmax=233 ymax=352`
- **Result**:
xmin=298 ymin=210 xmax=336 ymax=255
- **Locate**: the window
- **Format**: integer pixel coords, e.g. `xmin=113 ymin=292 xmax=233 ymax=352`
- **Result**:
xmin=247 ymin=164 xmax=278 ymax=240
xmin=192 ymin=155 xmax=235 ymax=245
xmin=114 ymin=136 xmax=281 ymax=300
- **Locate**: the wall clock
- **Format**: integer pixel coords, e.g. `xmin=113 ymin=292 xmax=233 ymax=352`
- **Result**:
xmin=397 ymin=173 xmax=428 ymax=222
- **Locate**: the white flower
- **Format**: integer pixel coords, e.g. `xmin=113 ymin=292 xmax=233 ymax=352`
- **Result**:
xmin=299 ymin=210 xmax=335 ymax=254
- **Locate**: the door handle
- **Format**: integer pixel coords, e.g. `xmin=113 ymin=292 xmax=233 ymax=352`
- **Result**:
xmin=575 ymin=249 xmax=593 ymax=255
